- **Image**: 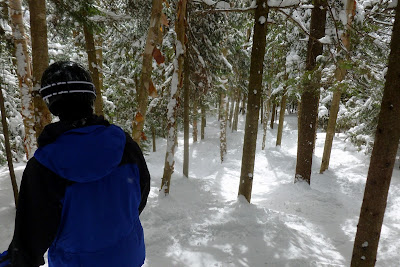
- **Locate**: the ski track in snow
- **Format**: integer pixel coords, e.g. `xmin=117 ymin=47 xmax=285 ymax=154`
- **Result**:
xmin=1 ymin=113 xmax=399 ymax=266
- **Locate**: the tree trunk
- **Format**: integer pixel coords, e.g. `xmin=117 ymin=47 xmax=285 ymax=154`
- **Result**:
xmin=320 ymin=0 xmax=355 ymax=173
xmin=320 ymin=89 xmax=341 ymax=171
xmin=232 ymin=88 xmax=240 ymax=132
xmin=226 ymin=95 xmax=230 ymax=125
xmin=83 ymin=25 xmax=104 ymax=116
xmin=260 ymin=94 xmax=264 ymax=125
xmin=297 ymin=99 xmax=301 ymax=133
xmin=183 ymin=50 xmax=190 ymax=178
xmin=238 ymin=0 xmax=269 ymax=203
xmin=351 ymin=3 xmax=400 ymax=266
xmin=201 ymin=98 xmax=206 ymax=139
xmin=161 ymin=0 xmax=187 ymax=195
xmin=295 ymin=0 xmax=327 ymax=184
xmin=262 ymin=84 xmax=271 ymax=150
xmin=228 ymin=93 xmax=234 ymax=128
xmin=152 ymin=126 xmax=156 ymax=152
xmin=28 ymin=0 xmax=52 ymax=138
xmin=241 ymin=93 xmax=247 ymax=115
xmin=192 ymin=94 xmax=198 ymax=142
xmin=276 ymin=89 xmax=287 ymax=146
xmin=95 ymin=37 xmax=104 ymax=99
xmin=218 ymin=91 xmax=222 ymax=121
xmin=220 ymin=90 xmax=228 ymax=162
xmin=9 ymin=0 xmax=37 ymax=159
xmin=0 ymin=84 xmax=18 ymax=207
xmin=270 ymin=99 xmax=276 ymax=129
xmin=132 ymin=0 xmax=162 ymax=145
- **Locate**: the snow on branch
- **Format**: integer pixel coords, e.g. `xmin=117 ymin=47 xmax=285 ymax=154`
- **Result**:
xmin=277 ymin=9 xmax=309 ymax=38
xmin=268 ymin=0 xmax=300 ymax=8
xmin=90 ymin=6 xmax=132 ymax=22
xmin=192 ymin=0 xmax=311 ymax=15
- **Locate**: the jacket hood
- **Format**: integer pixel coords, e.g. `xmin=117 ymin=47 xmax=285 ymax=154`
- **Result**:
xmin=34 ymin=124 xmax=126 ymax=183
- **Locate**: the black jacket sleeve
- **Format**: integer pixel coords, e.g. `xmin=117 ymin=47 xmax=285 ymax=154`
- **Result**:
xmin=122 ymin=133 xmax=151 ymax=214
xmin=8 ymin=158 xmax=70 ymax=267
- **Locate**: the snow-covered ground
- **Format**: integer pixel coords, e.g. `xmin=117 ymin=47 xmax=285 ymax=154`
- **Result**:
xmin=1 ymin=114 xmax=399 ymax=266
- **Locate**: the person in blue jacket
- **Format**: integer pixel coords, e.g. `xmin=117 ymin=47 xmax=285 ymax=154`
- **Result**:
xmin=0 ymin=61 xmax=151 ymax=267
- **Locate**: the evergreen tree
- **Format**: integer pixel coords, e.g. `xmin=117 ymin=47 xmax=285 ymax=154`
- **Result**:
xmin=9 ymin=0 xmax=37 ymax=159
xmin=28 ymin=0 xmax=52 ymax=138
xmin=351 ymin=1 xmax=400 ymax=265
xmin=161 ymin=0 xmax=187 ymax=195
xmin=238 ymin=0 xmax=269 ymax=203
xmin=295 ymin=0 xmax=327 ymax=184
xmin=132 ymin=0 xmax=163 ymax=146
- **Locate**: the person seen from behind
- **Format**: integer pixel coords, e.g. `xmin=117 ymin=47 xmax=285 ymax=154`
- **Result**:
xmin=0 ymin=61 xmax=150 ymax=267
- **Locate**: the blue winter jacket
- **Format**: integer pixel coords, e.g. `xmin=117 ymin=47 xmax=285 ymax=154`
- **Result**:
xmin=6 ymin=116 xmax=150 ymax=267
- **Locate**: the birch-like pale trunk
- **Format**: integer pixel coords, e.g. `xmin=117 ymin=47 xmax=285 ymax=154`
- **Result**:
xmin=9 ymin=0 xmax=36 ymax=159
xmin=133 ymin=0 xmax=163 ymax=145
xmin=161 ymin=0 xmax=187 ymax=194
xmin=320 ymin=0 xmax=355 ymax=173
xmin=28 ymin=0 xmax=52 ymax=138
xmin=238 ymin=0 xmax=269 ymax=203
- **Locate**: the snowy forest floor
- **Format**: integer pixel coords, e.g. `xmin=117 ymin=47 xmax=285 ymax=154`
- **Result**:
xmin=1 ymin=113 xmax=399 ymax=266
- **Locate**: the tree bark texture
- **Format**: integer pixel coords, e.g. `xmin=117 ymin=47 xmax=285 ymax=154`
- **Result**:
xmin=0 ymin=85 xmax=18 ymax=207
xmin=95 ymin=38 xmax=104 ymax=93
xmin=201 ymin=99 xmax=206 ymax=139
xmin=262 ymin=84 xmax=271 ymax=150
xmin=232 ymin=88 xmax=240 ymax=132
xmin=161 ymin=0 xmax=187 ymax=195
xmin=220 ymin=91 xmax=227 ymax=163
xmin=276 ymin=89 xmax=288 ymax=146
xmin=320 ymin=88 xmax=341 ymax=172
xmin=238 ymin=0 xmax=269 ymax=203
xmin=241 ymin=93 xmax=247 ymax=115
xmin=260 ymin=94 xmax=263 ymax=125
xmin=320 ymin=0 xmax=355 ymax=173
xmin=295 ymin=0 xmax=327 ymax=184
xmin=351 ymin=3 xmax=400 ymax=266
xmin=83 ymin=25 xmax=104 ymax=116
xmin=218 ymin=92 xmax=222 ymax=121
xmin=183 ymin=52 xmax=190 ymax=177
xmin=132 ymin=0 xmax=163 ymax=145
xmin=225 ymin=95 xmax=230 ymax=124
xmin=9 ymin=0 xmax=37 ymax=159
xmin=270 ymin=99 xmax=276 ymax=129
xmin=297 ymin=99 xmax=301 ymax=135
xmin=229 ymin=94 xmax=234 ymax=128
xmin=152 ymin=126 xmax=156 ymax=152
xmin=192 ymin=94 xmax=198 ymax=142
xmin=28 ymin=0 xmax=52 ymax=138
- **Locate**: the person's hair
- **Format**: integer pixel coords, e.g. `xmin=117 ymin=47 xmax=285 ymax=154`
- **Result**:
xmin=40 ymin=61 xmax=96 ymax=121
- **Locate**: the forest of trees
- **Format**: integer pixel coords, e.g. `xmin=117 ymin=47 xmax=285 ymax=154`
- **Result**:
xmin=0 ymin=0 xmax=399 ymax=265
